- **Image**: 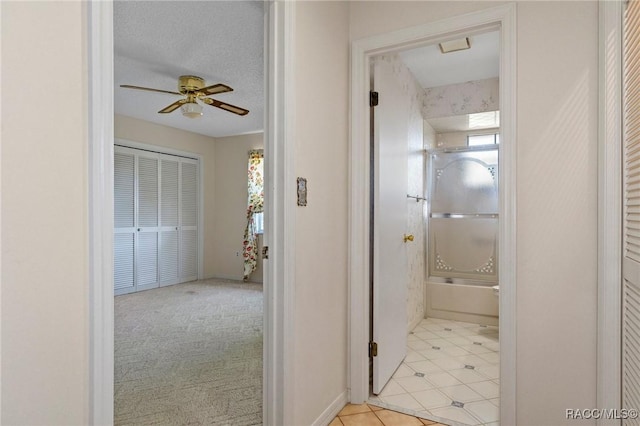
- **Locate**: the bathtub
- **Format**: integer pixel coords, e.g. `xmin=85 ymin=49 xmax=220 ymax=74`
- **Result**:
xmin=425 ymin=280 xmax=498 ymax=326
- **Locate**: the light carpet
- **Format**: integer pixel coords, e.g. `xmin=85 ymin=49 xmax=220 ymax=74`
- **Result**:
xmin=114 ymin=279 xmax=263 ymax=425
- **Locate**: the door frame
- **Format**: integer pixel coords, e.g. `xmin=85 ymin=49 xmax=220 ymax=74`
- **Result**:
xmin=597 ymin=0 xmax=623 ymax=420
xmin=87 ymin=1 xmax=294 ymax=424
xmin=348 ymin=4 xmax=517 ymax=424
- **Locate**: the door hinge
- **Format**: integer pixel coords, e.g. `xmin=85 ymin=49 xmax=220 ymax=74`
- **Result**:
xmin=369 ymin=91 xmax=379 ymax=107
xmin=261 ymin=246 xmax=269 ymax=260
xmin=369 ymin=341 xmax=378 ymax=357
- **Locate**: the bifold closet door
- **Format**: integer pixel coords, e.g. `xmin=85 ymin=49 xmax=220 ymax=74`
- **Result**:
xmin=114 ymin=146 xmax=199 ymax=295
xmin=180 ymin=159 xmax=199 ymax=282
xmin=114 ymin=151 xmax=136 ymax=293
xmin=159 ymin=156 xmax=180 ymax=286
xmin=136 ymin=152 xmax=160 ymax=291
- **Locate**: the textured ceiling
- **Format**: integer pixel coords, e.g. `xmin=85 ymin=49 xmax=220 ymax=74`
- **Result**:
xmin=399 ymin=30 xmax=499 ymax=89
xmin=114 ymin=1 xmax=264 ymax=138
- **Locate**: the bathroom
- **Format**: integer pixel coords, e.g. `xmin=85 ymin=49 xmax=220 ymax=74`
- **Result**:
xmin=369 ymin=30 xmax=501 ymax=426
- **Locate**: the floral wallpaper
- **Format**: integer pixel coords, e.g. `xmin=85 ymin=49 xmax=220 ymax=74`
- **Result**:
xmin=374 ymin=54 xmax=426 ymax=332
xmin=422 ymin=77 xmax=499 ymax=119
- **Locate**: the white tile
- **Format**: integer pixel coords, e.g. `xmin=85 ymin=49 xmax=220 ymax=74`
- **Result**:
xmin=489 ymin=397 xmax=500 ymax=408
xmin=407 ymin=359 xmax=442 ymax=374
xmin=467 ymin=380 xmax=500 ymax=399
xmin=392 ymin=364 xmax=416 ymax=379
xmin=417 ymin=348 xmax=449 ymax=360
xmin=382 ymin=392 xmax=424 ymax=411
xmin=476 ymin=365 xmax=500 ymax=380
xmin=425 ymin=338 xmax=457 ymax=348
xmin=379 ymin=379 xmax=406 ymax=397
xmin=484 ymin=422 xmax=500 ymax=426
xmin=464 ymin=400 xmax=499 ymax=423
xmin=424 ymin=371 xmax=462 ymax=388
xmin=415 ymin=330 xmax=440 ymax=340
xmin=433 ymin=330 xmax=457 ymax=338
xmin=411 ymin=388 xmax=452 ymax=410
xmin=453 ymin=328 xmax=479 ymax=336
xmin=445 ymin=321 xmax=470 ymax=329
xmin=432 ymin=357 xmax=467 ymax=371
xmin=478 ymin=352 xmax=500 ymax=364
xmin=441 ymin=346 xmax=470 ymax=357
xmin=470 ymin=335 xmax=497 ymax=344
xmin=446 ymin=336 xmax=476 ymax=346
xmin=483 ymin=342 xmax=500 ymax=352
xmin=405 ymin=350 xmax=427 ymax=362
xmin=452 ymin=354 xmax=490 ymax=368
xmin=408 ymin=340 xmax=431 ymax=351
xmin=430 ymin=405 xmax=482 ymax=425
xmin=459 ymin=344 xmax=493 ymax=354
xmin=424 ymin=324 xmax=447 ymax=332
xmin=408 ymin=333 xmax=420 ymax=342
xmin=438 ymin=384 xmax=484 ymax=403
xmin=395 ymin=375 xmax=433 ymax=392
xmin=448 ymin=368 xmax=488 ymax=384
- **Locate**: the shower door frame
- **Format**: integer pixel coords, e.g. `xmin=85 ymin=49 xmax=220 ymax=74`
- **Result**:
xmin=426 ymin=145 xmax=500 ymax=285
xmin=348 ymin=4 xmax=517 ymax=424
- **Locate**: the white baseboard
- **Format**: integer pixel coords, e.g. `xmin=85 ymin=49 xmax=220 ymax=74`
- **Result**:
xmin=311 ymin=391 xmax=348 ymax=426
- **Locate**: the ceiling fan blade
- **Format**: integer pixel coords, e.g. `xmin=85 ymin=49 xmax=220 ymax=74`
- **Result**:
xmin=158 ymin=99 xmax=187 ymax=114
xmin=198 ymin=83 xmax=233 ymax=96
xmin=202 ymin=97 xmax=249 ymax=116
xmin=120 ymin=84 xmax=181 ymax=96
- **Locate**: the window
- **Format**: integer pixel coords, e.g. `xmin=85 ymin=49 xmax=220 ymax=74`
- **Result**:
xmin=468 ymin=133 xmax=500 ymax=146
xmin=254 ymin=211 xmax=264 ymax=234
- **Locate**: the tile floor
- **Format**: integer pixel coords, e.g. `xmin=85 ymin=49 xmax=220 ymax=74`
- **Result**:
xmin=330 ymin=403 xmax=448 ymax=426
xmin=369 ymin=317 xmax=499 ymax=426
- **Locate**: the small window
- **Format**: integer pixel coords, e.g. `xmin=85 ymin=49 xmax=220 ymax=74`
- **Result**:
xmin=254 ymin=212 xmax=264 ymax=235
xmin=468 ymin=133 xmax=500 ymax=146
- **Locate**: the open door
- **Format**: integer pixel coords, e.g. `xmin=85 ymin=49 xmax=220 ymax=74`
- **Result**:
xmin=372 ymin=57 xmax=409 ymax=395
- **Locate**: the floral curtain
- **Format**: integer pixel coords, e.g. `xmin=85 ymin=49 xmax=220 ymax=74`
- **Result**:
xmin=243 ymin=149 xmax=264 ymax=280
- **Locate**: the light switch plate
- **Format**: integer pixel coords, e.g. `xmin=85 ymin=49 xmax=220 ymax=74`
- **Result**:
xmin=297 ymin=177 xmax=307 ymax=206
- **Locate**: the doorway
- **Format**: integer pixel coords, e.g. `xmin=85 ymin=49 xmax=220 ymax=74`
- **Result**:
xmin=87 ymin=1 xmax=292 ymax=424
xmin=349 ymin=4 xmax=516 ymax=425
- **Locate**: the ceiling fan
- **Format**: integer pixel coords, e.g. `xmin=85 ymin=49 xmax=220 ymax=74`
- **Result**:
xmin=120 ymin=75 xmax=249 ymax=119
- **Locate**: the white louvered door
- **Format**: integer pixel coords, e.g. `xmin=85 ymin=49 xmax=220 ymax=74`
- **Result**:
xmin=114 ymin=151 xmax=136 ymax=293
xmin=159 ymin=155 xmax=180 ymax=286
xmin=180 ymin=159 xmax=199 ymax=282
xmin=623 ymin=0 xmax=640 ymax=420
xmin=114 ymin=145 xmax=200 ymax=295
xmin=136 ymin=152 xmax=160 ymax=291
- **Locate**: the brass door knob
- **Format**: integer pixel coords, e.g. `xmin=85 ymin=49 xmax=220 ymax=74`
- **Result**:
xmin=403 ymin=234 xmax=414 ymax=243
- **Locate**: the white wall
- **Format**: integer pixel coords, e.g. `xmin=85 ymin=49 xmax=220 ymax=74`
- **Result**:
xmin=351 ymin=1 xmax=599 ymax=424
xmin=115 ymin=114 xmax=219 ymax=278
xmin=293 ymin=1 xmax=350 ymax=424
xmin=0 ymin=2 xmax=600 ymax=425
xmin=213 ymin=133 xmax=264 ymax=282
xmin=1 ymin=2 xmax=89 ymax=424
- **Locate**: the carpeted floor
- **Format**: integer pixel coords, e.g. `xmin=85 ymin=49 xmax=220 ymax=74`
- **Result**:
xmin=114 ymin=279 xmax=263 ymax=425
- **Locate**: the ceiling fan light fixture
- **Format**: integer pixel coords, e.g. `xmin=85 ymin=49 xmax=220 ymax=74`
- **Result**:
xmin=181 ymin=102 xmax=203 ymax=119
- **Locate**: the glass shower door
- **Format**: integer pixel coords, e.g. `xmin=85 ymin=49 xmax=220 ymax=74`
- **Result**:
xmin=428 ymin=146 xmax=498 ymax=284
